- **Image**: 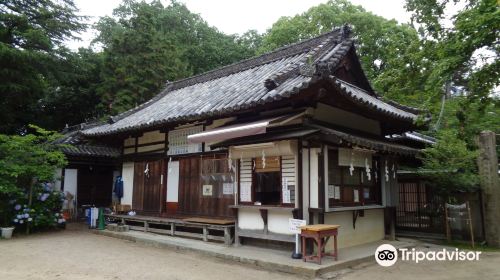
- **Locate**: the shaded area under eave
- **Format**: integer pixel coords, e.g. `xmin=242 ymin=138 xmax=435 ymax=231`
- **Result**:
xmin=211 ymin=125 xmax=419 ymax=156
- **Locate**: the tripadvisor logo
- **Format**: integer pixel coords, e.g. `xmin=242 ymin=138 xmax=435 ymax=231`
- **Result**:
xmin=375 ymin=244 xmax=398 ymax=266
xmin=375 ymin=244 xmax=482 ymax=267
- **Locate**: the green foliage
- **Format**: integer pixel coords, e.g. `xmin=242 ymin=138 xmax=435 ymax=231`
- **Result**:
xmin=259 ymin=0 xmax=431 ymax=107
xmin=0 ymin=0 xmax=86 ymax=134
xmin=407 ymin=0 xmax=499 ymax=193
xmin=37 ymin=48 xmax=105 ymax=130
xmin=10 ymin=183 xmax=66 ymax=230
xmin=418 ymin=130 xmax=479 ymax=193
xmin=94 ymin=0 xmax=258 ymax=115
xmin=405 ymin=0 xmax=499 ymax=116
xmin=0 ymin=125 xmax=67 ymax=227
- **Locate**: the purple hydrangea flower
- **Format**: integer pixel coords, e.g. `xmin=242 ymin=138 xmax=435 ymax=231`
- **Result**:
xmin=14 ymin=204 xmax=21 ymax=211
xmin=38 ymin=193 xmax=49 ymax=201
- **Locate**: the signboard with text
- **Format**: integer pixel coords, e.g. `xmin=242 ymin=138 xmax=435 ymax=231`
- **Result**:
xmin=289 ymin=218 xmax=306 ymax=234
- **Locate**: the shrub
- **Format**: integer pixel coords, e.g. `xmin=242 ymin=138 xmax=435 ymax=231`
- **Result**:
xmin=0 ymin=125 xmax=67 ymax=230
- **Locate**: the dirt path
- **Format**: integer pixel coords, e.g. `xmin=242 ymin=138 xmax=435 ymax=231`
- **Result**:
xmin=323 ymin=245 xmax=500 ymax=280
xmin=0 ymin=224 xmax=303 ymax=280
xmin=2 ymin=225 xmax=499 ymax=280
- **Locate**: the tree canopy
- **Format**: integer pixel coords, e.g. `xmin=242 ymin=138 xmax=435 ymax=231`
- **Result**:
xmin=259 ymin=0 xmax=432 ymax=107
xmin=0 ymin=0 xmax=86 ymax=134
xmin=93 ymin=0 xmax=258 ymax=115
xmin=1 ymin=0 xmax=498 ymax=159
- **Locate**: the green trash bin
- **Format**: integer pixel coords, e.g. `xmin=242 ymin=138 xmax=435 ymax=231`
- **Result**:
xmin=97 ymin=208 xmax=105 ymax=230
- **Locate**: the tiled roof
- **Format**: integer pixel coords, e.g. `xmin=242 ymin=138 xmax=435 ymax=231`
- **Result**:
xmin=332 ymin=78 xmax=418 ymax=121
xmin=57 ymin=129 xmax=120 ymax=158
xmin=82 ymin=26 xmax=420 ymax=137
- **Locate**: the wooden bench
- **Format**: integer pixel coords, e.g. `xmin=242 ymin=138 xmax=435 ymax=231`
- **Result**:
xmin=104 ymin=214 xmax=235 ymax=245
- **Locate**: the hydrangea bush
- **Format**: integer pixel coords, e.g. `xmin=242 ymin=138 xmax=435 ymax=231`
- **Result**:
xmin=10 ymin=182 xmax=66 ymax=229
xmin=0 ymin=125 xmax=67 ymax=231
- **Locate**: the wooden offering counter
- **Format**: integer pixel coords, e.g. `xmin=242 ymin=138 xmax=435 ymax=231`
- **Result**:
xmin=300 ymin=224 xmax=340 ymax=264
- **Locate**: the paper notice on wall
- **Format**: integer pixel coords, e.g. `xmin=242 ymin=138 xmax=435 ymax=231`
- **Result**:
xmin=328 ymin=185 xmax=341 ymax=199
xmin=364 ymin=188 xmax=370 ymax=199
xmin=223 ymin=183 xmax=234 ymax=195
xmin=282 ymin=178 xmax=291 ymax=203
xmin=240 ymin=182 xmax=252 ymax=202
xmin=328 ymin=185 xmax=335 ymax=199
xmin=202 ymin=185 xmax=213 ymax=196
xmin=353 ymin=189 xmax=359 ymax=202
xmin=283 ymin=190 xmax=291 ymax=204
xmin=334 ymin=186 xmax=340 ymax=199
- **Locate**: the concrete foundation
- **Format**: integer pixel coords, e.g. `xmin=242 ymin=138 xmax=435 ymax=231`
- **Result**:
xmin=94 ymin=229 xmax=413 ymax=278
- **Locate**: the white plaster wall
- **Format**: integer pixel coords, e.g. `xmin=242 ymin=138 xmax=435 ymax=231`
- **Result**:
xmin=121 ymin=162 xmax=135 ymax=205
xmin=54 ymin=168 xmax=62 ymax=191
xmin=138 ymin=130 xmax=165 ymax=144
xmin=268 ymin=211 xmax=294 ymax=235
xmin=324 ymin=209 xmax=385 ymax=249
xmin=302 ymin=147 xmax=310 ymax=223
xmin=63 ymin=168 xmax=78 ymax=197
xmin=238 ymin=208 xmax=264 ymax=230
xmin=166 ymin=161 xmax=179 ymax=202
xmin=309 ymin=148 xmax=320 ymax=208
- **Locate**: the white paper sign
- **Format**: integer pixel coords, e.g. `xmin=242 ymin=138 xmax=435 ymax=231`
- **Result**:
xmin=328 ymin=185 xmax=335 ymax=199
xmin=202 ymin=185 xmax=212 ymax=196
xmin=283 ymin=190 xmax=291 ymax=204
xmin=240 ymin=182 xmax=252 ymax=202
xmin=289 ymin=219 xmax=306 ymax=234
xmin=223 ymin=183 xmax=234 ymax=195
xmin=282 ymin=178 xmax=291 ymax=204
xmin=334 ymin=186 xmax=340 ymax=199
xmin=353 ymin=189 xmax=359 ymax=202
xmin=328 ymin=185 xmax=341 ymax=199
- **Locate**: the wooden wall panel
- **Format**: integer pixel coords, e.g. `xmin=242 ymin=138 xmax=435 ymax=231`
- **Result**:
xmin=142 ymin=160 xmax=162 ymax=213
xmin=133 ymin=162 xmax=144 ymax=211
xmin=177 ymin=155 xmax=234 ymax=218
xmin=132 ymin=160 xmax=164 ymax=214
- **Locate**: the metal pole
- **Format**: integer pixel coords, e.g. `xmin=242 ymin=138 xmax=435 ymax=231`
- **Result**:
xmin=291 ymin=233 xmax=302 ymax=259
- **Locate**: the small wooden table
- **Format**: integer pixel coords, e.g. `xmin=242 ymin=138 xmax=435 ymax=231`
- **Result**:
xmin=300 ymin=224 xmax=340 ymax=264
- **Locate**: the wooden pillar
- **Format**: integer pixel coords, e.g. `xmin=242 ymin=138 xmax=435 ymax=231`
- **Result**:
xmin=223 ymin=227 xmax=231 ymax=245
xmin=202 ymin=226 xmax=208 ymax=242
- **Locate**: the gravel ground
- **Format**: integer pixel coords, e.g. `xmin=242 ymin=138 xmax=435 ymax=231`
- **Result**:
xmin=1 ymin=224 xmax=499 ymax=280
xmin=0 ymin=224 xmax=303 ymax=280
xmin=322 ymin=244 xmax=500 ymax=280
